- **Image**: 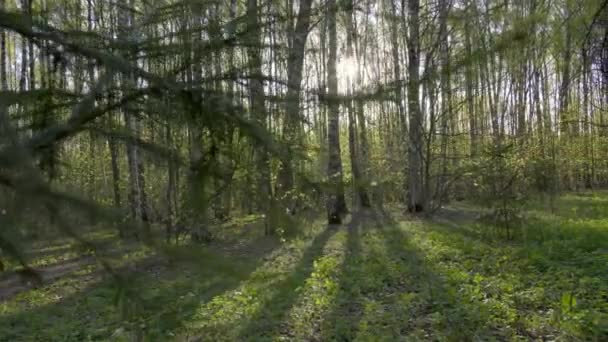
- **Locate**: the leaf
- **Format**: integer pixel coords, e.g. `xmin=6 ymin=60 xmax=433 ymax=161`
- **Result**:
xmin=561 ymin=293 xmax=577 ymax=313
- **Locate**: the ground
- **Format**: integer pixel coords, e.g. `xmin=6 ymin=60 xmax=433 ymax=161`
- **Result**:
xmin=0 ymin=193 xmax=607 ymax=341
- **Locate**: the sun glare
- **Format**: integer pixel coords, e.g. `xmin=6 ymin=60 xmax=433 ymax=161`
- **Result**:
xmin=337 ymin=56 xmax=358 ymax=80
xmin=337 ymin=56 xmax=358 ymax=94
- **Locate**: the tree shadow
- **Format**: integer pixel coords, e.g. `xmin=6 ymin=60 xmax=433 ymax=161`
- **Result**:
xmin=428 ymin=204 xmax=537 ymax=247
xmin=426 ymin=216 xmax=490 ymax=241
xmin=395 ymin=209 xmax=607 ymax=339
xmin=427 ymin=207 xmax=608 ymax=280
xmin=0 ymin=237 xmax=280 ymax=341
xmin=236 ymin=224 xmax=339 ymax=339
xmin=319 ymin=210 xmax=374 ymax=340
xmin=429 ymin=201 xmax=608 ymax=255
xmin=363 ymin=208 xmax=499 ymax=340
xmin=535 ymin=194 xmax=608 ymax=220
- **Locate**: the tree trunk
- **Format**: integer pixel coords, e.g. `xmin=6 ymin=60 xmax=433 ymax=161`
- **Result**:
xmin=125 ymin=109 xmax=143 ymax=221
xmin=326 ymin=0 xmax=347 ymax=224
xmin=438 ymin=0 xmax=452 ymax=203
xmin=26 ymin=0 xmax=35 ymax=91
xmin=246 ymin=0 xmax=274 ymax=234
xmin=277 ymin=0 xmax=313 ymax=212
xmin=559 ymin=1 xmax=572 ymax=136
xmin=464 ymin=0 xmax=477 ymax=157
xmin=0 ymin=0 xmax=7 ymax=91
xmin=407 ymin=0 xmax=424 ymax=212
xmin=185 ymin=2 xmax=210 ymax=241
xmin=106 ymin=8 xmax=122 ymax=211
xmin=120 ymin=0 xmax=146 ymax=224
xmin=108 ymin=129 xmax=121 ymax=208
xmin=388 ymin=0 xmax=407 ymax=135
xmin=346 ymin=0 xmax=370 ymax=208
xmin=19 ymin=23 xmax=27 ymax=93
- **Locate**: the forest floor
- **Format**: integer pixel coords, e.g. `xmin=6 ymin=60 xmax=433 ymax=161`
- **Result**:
xmin=1 ymin=193 xmax=607 ymax=341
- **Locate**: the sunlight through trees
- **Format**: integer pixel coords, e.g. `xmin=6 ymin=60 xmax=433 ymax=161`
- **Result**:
xmin=0 ymin=0 xmax=607 ymax=340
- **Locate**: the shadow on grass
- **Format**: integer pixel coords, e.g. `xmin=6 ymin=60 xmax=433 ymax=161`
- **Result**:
xmin=429 ymin=201 xmax=608 ymax=256
xmin=323 ymin=207 xmax=607 ymax=341
xmin=365 ymin=208 xmax=500 ymax=340
xmin=318 ymin=211 xmax=366 ymax=340
xmin=537 ymin=193 xmax=608 ymax=220
xmin=0 ymin=237 xmax=280 ymax=341
xmin=425 ymin=208 xmax=608 ymax=340
xmin=236 ymin=223 xmax=339 ymax=339
xmin=25 ymin=244 xmax=83 ymax=263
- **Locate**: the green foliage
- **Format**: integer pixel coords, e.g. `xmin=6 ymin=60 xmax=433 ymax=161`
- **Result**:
xmin=3 ymin=194 xmax=607 ymax=340
xmin=1 ymin=0 xmax=608 ymax=339
xmin=470 ymin=142 xmax=529 ymax=238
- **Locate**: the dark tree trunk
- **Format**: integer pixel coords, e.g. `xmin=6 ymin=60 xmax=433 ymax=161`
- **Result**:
xmin=246 ymin=0 xmax=274 ymax=234
xmin=326 ymin=0 xmax=347 ymax=224
xmin=407 ymin=0 xmax=424 ymax=212
xmin=277 ymin=0 xmax=313 ymax=212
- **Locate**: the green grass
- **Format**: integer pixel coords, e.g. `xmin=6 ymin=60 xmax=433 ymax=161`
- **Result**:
xmin=2 ymin=230 xmax=118 ymax=272
xmin=1 ymin=193 xmax=607 ymax=341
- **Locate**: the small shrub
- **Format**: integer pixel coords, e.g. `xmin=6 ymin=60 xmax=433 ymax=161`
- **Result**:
xmin=472 ymin=142 xmax=529 ymax=239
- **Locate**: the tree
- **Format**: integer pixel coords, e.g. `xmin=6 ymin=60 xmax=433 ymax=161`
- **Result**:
xmin=407 ymin=0 xmax=424 ymax=212
xmin=246 ymin=0 xmax=273 ymax=234
xmin=0 ymin=0 xmax=607 ymax=295
xmin=119 ymin=0 xmax=148 ymax=224
xmin=277 ymin=0 xmax=314 ymax=212
xmin=326 ymin=0 xmax=347 ymax=224
xmin=0 ymin=0 xmax=7 ymax=92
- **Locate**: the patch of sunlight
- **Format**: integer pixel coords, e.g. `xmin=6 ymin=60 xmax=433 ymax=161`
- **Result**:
xmin=1 ymin=244 xmax=153 ymax=317
xmin=0 ymin=267 xmax=98 ymax=316
xmin=562 ymin=192 xmax=608 ymax=202
xmin=347 ymin=228 xmax=421 ymax=340
xmin=112 ymin=246 xmax=154 ymax=264
xmin=281 ymin=230 xmax=347 ymax=340
xmin=32 ymin=242 xmax=76 ymax=254
xmin=82 ymin=230 xmax=119 ymax=241
xmin=403 ymin=217 xmax=607 ymax=340
xmin=179 ymin=230 xmax=337 ymax=340
xmin=219 ymin=214 xmax=264 ymax=229
xmin=354 ymin=296 xmax=417 ymax=341
xmin=25 ymin=251 xmax=81 ymax=270
xmin=30 ymin=236 xmax=75 ymax=249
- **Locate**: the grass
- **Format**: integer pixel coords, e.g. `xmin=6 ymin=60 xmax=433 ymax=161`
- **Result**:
xmin=1 ymin=193 xmax=607 ymax=341
xmin=1 ymin=230 xmax=118 ymax=272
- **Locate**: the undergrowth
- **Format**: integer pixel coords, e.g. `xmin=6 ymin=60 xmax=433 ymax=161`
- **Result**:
xmin=0 ymin=193 xmax=606 ymax=341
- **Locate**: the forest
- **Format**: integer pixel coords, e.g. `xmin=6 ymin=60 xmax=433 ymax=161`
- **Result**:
xmin=0 ymin=0 xmax=607 ymax=340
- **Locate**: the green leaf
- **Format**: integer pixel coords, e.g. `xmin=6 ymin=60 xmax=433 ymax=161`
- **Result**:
xmin=561 ymin=293 xmax=577 ymax=313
